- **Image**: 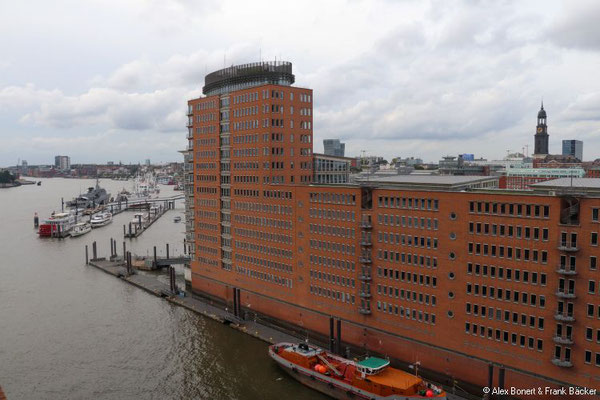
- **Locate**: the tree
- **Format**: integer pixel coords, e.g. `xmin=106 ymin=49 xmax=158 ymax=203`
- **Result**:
xmin=0 ymin=170 xmax=15 ymax=184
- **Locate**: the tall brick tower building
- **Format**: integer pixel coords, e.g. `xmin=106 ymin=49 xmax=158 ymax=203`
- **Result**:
xmin=187 ymin=63 xmax=600 ymax=396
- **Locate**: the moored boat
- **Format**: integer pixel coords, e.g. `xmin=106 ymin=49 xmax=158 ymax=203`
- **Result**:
xmin=38 ymin=211 xmax=77 ymax=237
xmin=90 ymin=212 xmax=112 ymax=228
xmin=70 ymin=222 xmax=92 ymax=237
xmin=269 ymin=342 xmax=446 ymax=400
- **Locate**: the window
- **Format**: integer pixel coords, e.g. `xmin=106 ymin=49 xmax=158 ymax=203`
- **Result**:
xmin=592 ymin=232 xmax=598 ymax=246
xmin=593 ymin=208 xmax=599 ymax=222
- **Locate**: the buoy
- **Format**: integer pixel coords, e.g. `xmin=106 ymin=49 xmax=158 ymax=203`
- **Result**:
xmin=425 ymin=389 xmax=434 ymax=397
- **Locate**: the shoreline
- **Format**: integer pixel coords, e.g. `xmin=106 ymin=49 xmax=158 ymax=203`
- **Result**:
xmin=86 ymin=257 xmax=471 ymax=400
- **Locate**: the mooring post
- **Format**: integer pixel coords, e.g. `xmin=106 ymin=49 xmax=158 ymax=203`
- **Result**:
xmin=166 ymin=243 xmax=169 ymax=259
xmin=336 ymin=319 xmax=342 ymax=355
xmin=92 ymin=241 xmax=97 ymax=260
xmin=109 ymin=238 xmax=113 ymax=257
xmin=34 ymin=213 xmax=39 ymax=228
xmin=85 ymin=245 xmax=89 ymax=265
xmin=122 ymin=241 xmax=126 ymax=261
xmin=153 ymin=246 xmax=157 ymax=266
xmin=61 ymin=197 xmax=64 ymax=212
xmin=329 ymin=316 xmax=335 ymax=352
xmin=233 ymin=287 xmax=238 ymax=317
xmin=128 ymin=222 xmax=132 ymax=237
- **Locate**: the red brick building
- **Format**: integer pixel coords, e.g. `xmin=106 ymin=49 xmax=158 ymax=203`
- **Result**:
xmin=188 ymin=62 xmax=600 ymax=397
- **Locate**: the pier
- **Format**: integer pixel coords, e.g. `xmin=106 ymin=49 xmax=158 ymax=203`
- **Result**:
xmin=123 ymin=201 xmax=174 ymax=238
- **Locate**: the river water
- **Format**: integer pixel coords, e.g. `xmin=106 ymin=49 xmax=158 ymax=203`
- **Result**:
xmin=0 ymin=178 xmax=325 ymax=400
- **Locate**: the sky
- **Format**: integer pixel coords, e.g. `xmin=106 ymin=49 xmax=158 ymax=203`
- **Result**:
xmin=1 ymin=0 xmax=599 ymax=166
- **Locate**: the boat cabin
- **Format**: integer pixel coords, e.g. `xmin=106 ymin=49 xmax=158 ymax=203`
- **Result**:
xmin=356 ymin=357 xmax=390 ymax=376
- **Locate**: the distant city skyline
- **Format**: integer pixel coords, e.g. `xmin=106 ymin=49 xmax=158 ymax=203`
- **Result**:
xmin=1 ymin=0 xmax=599 ymax=166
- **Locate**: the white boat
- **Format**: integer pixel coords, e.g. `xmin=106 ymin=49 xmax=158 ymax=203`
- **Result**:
xmin=38 ymin=210 xmax=77 ymax=237
xmin=70 ymin=222 xmax=92 ymax=237
xmin=90 ymin=212 xmax=113 ymax=228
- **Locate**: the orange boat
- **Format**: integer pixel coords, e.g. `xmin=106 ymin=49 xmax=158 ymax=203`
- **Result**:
xmin=269 ymin=342 xmax=446 ymax=400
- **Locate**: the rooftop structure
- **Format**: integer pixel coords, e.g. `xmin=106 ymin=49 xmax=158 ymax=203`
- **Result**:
xmin=203 ymin=61 xmax=295 ymax=96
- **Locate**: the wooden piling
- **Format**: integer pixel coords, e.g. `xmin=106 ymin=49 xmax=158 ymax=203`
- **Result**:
xmin=92 ymin=241 xmax=97 ymax=260
xmin=153 ymin=246 xmax=157 ymax=266
xmin=166 ymin=243 xmax=169 ymax=259
xmin=85 ymin=245 xmax=89 ymax=265
xmin=122 ymin=241 xmax=126 ymax=261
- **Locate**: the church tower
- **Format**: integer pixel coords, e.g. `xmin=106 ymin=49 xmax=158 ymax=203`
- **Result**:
xmin=533 ymin=102 xmax=549 ymax=157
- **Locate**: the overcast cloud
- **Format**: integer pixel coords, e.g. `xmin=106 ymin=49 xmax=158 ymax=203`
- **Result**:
xmin=0 ymin=0 xmax=599 ymax=165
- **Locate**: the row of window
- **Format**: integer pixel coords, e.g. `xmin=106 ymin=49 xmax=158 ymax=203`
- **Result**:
xmin=469 ymin=201 xmax=550 ymax=219
xmin=584 ymin=327 xmax=600 ymax=342
xmin=467 ymin=263 xmax=547 ymax=285
xmin=197 ymin=245 xmax=218 ymax=256
xmin=377 ymin=285 xmax=437 ymax=306
xmin=469 ymin=222 xmax=549 ymax=241
xmin=309 ymin=269 xmax=356 ymax=289
xmin=376 ymin=268 xmax=438 ymax=287
xmin=309 ymin=285 xmax=355 ymax=304
xmin=197 ymin=233 xmax=218 ymax=244
xmin=309 ymin=239 xmax=355 ymax=256
xmin=586 ymin=304 xmax=600 ymax=319
xmin=197 ymin=210 xmax=218 ymax=219
xmin=234 ymin=240 xmax=293 ymax=259
xmin=309 ymin=192 xmax=357 ymax=205
xmin=232 ymin=214 xmax=293 ymax=230
xmin=378 ymin=233 xmax=439 ymax=249
xmin=194 ymin=100 xmax=216 ymax=110
xmin=197 ymin=162 xmax=216 ymax=169
xmin=234 ymin=227 xmax=292 ymax=245
xmin=309 ymin=254 xmax=356 ymax=272
xmin=466 ymin=302 xmax=544 ymax=329
xmin=196 ymin=150 xmax=217 ymax=158
xmin=377 ymin=250 xmax=439 ymax=269
xmin=196 ymin=138 xmax=216 ymax=146
xmin=465 ymin=322 xmax=544 ymax=351
xmin=195 ymin=113 xmax=216 ymax=122
xmin=466 ymin=283 xmax=547 ymax=308
xmin=234 ymin=201 xmax=293 ymax=216
xmin=309 ymin=208 xmax=357 ymax=222
xmin=377 ymin=214 xmax=439 ymax=230
xmin=309 ymin=223 xmax=355 ymax=239
xmin=468 ymin=242 xmax=548 ymax=263
xmin=376 ymin=302 xmax=437 ymax=325
xmin=198 ymin=256 xmax=218 ymax=267
xmin=583 ymin=351 xmax=600 ymax=367
xmin=234 ymin=253 xmax=292 ymax=274
xmin=235 ymin=266 xmax=292 ymax=288
xmin=377 ymin=196 xmax=439 ymax=211
xmin=195 ymin=125 xmax=216 ymax=134
xmin=197 ymin=222 xmax=218 ymax=231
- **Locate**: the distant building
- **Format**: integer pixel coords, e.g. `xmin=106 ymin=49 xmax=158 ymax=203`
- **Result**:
xmin=460 ymin=153 xmax=475 ymax=161
xmin=323 ymin=139 xmax=345 ymax=157
xmin=394 ymin=157 xmax=423 ymax=167
xmin=500 ymin=167 xmax=586 ymax=190
xmin=145 ymin=159 xmax=151 ymax=166
xmin=533 ymin=102 xmax=549 ymax=158
xmin=438 ymin=155 xmax=490 ymax=176
xmin=54 ymin=155 xmax=70 ymax=171
xmin=562 ymin=140 xmax=583 ymax=161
